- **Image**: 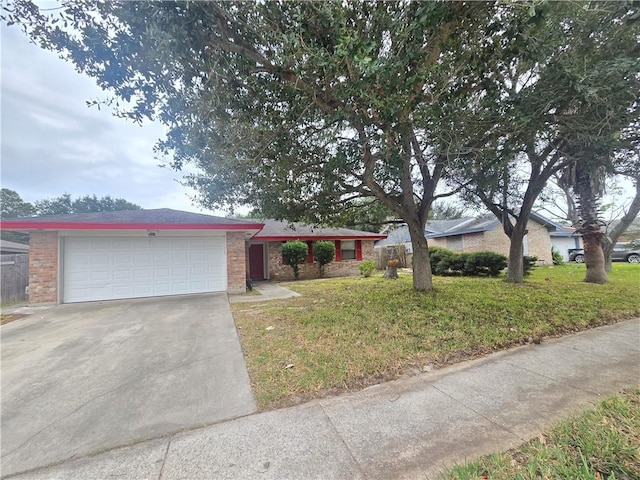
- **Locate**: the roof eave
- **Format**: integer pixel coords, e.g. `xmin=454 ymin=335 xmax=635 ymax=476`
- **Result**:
xmin=254 ymin=234 xmax=387 ymax=241
xmin=0 ymin=221 xmax=264 ymax=232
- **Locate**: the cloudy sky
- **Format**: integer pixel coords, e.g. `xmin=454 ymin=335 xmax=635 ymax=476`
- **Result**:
xmin=1 ymin=24 xmax=212 ymax=214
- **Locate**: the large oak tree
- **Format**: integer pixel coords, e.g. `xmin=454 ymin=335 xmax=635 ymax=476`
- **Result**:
xmin=4 ymin=0 xmax=504 ymax=291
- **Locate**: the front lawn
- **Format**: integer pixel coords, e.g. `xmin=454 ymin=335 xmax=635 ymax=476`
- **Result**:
xmin=232 ymin=264 xmax=640 ymax=410
xmin=444 ymin=387 xmax=640 ymax=479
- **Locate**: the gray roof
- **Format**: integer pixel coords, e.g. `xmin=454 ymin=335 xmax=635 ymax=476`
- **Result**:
xmin=1 ymin=208 xmax=261 ymax=228
xmin=376 ymin=212 xmax=569 ymax=246
xmin=253 ymin=219 xmax=386 ymax=240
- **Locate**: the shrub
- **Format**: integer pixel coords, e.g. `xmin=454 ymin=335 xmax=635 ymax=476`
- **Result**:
xmin=282 ymin=240 xmax=308 ymax=280
xmin=523 ymin=255 xmax=538 ymax=276
xmin=359 ymin=260 xmax=376 ymax=277
xmin=464 ymin=251 xmax=508 ymax=276
xmin=429 ymin=247 xmax=507 ymax=277
xmin=552 ymin=247 xmax=564 ymax=265
xmin=313 ymin=241 xmax=335 ymax=277
xmin=429 ymin=247 xmax=455 ymax=275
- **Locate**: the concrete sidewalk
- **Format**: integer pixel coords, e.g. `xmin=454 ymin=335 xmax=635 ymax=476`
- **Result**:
xmin=229 ymin=282 xmax=300 ymax=303
xmin=6 ymin=318 xmax=639 ymax=480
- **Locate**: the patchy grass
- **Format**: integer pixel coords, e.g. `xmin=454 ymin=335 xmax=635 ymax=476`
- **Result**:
xmin=232 ymin=264 xmax=640 ymax=410
xmin=0 ymin=313 xmax=29 ymax=325
xmin=444 ymin=387 xmax=640 ymax=480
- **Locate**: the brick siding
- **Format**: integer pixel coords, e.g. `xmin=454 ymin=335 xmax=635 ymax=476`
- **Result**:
xmin=427 ymin=219 xmax=552 ymax=264
xmin=266 ymin=240 xmax=375 ymax=281
xmin=28 ymin=231 xmax=58 ymax=304
xmin=226 ymin=231 xmax=247 ymax=294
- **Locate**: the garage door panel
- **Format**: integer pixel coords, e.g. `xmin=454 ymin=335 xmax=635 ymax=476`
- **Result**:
xmin=63 ymin=236 xmax=226 ymax=303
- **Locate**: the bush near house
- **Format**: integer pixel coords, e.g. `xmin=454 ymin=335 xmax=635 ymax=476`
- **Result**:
xmin=312 ymin=240 xmax=335 ymax=277
xmin=359 ymin=260 xmax=376 ymax=277
xmin=281 ymin=240 xmax=308 ymax=280
xmin=428 ymin=247 xmax=507 ymax=277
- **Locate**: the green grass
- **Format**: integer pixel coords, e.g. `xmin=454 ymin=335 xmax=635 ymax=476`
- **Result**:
xmin=444 ymin=387 xmax=640 ymax=480
xmin=232 ymin=264 xmax=640 ymax=410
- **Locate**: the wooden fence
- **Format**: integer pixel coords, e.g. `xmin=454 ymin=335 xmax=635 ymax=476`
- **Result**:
xmin=1 ymin=254 xmax=28 ymax=303
xmin=375 ymin=244 xmax=410 ymax=270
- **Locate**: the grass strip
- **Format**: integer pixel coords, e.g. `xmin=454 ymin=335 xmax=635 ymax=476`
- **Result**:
xmin=444 ymin=387 xmax=640 ymax=480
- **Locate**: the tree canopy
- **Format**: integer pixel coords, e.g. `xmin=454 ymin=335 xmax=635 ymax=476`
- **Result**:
xmin=4 ymin=0 xmax=638 ymax=288
xmin=0 ymin=189 xmax=142 ymax=217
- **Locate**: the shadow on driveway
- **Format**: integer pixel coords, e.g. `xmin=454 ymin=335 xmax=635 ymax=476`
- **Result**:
xmin=1 ymin=293 xmax=256 ymax=477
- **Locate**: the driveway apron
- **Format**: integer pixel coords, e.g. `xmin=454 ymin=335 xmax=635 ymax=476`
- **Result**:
xmin=0 ymin=293 xmax=256 ymax=477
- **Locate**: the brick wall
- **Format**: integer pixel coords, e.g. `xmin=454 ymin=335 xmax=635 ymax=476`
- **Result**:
xmin=267 ymin=240 xmax=375 ymax=281
xmin=525 ymin=220 xmax=553 ymax=264
xmin=433 ymin=220 xmax=553 ymax=264
xmin=28 ymin=231 xmax=58 ymax=304
xmin=226 ymin=231 xmax=247 ymax=294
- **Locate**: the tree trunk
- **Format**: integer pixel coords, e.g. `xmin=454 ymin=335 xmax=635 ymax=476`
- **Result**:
xmin=506 ymin=226 xmax=525 ymax=283
xmin=602 ymin=237 xmax=613 ymax=273
xmin=583 ymin=227 xmax=608 ymax=283
xmin=407 ymin=221 xmax=433 ymax=291
xmin=575 ymin=165 xmax=608 ymax=283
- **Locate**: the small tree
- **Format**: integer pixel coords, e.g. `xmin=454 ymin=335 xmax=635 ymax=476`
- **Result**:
xmin=313 ymin=241 xmax=335 ymax=278
xmin=281 ymin=241 xmax=308 ymax=280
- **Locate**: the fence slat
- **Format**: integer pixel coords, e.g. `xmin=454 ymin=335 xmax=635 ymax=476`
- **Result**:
xmin=1 ymin=254 xmax=29 ymax=302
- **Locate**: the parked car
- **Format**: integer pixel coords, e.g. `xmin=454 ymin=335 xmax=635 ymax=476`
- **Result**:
xmin=569 ymin=243 xmax=640 ymax=264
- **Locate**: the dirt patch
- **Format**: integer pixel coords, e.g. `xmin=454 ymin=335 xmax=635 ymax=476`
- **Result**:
xmin=0 ymin=313 xmax=30 ymax=325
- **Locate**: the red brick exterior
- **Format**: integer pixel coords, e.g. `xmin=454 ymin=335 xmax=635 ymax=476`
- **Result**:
xmin=226 ymin=231 xmax=247 ymax=294
xmin=28 ymin=231 xmax=58 ymax=304
xmin=265 ymin=240 xmax=375 ymax=281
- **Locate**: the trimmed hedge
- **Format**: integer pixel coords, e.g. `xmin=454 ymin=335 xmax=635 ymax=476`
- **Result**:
xmin=313 ymin=240 xmax=336 ymax=277
xmin=428 ymin=247 xmax=507 ymax=277
xmin=282 ymin=240 xmax=308 ymax=280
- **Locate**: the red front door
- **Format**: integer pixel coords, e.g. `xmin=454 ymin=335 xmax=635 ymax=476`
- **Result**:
xmin=249 ymin=244 xmax=265 ymax=280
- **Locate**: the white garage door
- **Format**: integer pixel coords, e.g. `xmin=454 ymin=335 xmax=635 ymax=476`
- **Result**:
xmin=63 ymin=236 xmax=226 ymax=303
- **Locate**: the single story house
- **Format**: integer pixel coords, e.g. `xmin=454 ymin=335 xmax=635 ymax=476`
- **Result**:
xmin=248 ymin=219 xmax=386 ymax=282
xmin=1 ymin=209 xmax=385 ymax=305
xmin=376 ymin=212 xmax=576 ymax=265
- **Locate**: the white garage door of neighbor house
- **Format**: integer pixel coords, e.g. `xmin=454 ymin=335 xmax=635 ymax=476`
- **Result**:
xmin=63 ymin=236 xmax=226 ymax=303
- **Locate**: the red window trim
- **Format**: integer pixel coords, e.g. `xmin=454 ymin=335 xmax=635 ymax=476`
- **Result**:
xmin=356 ymin=240 xmax=363 ymax=261
xmin=335 ymin=240 xmax=342 ymax=262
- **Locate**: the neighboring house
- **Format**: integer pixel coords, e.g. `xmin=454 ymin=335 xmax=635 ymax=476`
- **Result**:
xmin=0 ymin=209 xmax=386 ymax=305
xmin=376 ymin=212 xmax=570 ymax=265
xmin=0 ymin=240 xmax=29 ymax=254
xmin=247 ymin=219 xmax=386 ymax=281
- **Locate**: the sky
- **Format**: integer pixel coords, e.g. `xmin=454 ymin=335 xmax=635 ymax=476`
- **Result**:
xmin=1 ymin=24 xmax=214 ymax=214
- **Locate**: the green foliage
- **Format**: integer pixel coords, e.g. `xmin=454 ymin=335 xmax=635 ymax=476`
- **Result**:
xmin=358 ymin=260 xmax=376 ymax=277
xmin=6 ymin=1 xmax=638 ymax=290
xmin=523 ymin=256 xmax=538 ymax=277
xmin=552 ymin=247 xmax=565 ymax=266
xmin=312 ymin=241 xmax=335 ymax=277
xmin=1 ymin=188 xmax=35 ymax=218
xmin=281 ymin=241 xmax=308 ymax=280
xmin=429 ymin=248 xmax=507 ymax=277
xmin=35 ymin=193 xmax=141 ymax=215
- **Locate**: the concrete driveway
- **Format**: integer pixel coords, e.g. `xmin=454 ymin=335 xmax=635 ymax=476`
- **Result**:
xmin=1 ymin=294 xmax=256 ymax=477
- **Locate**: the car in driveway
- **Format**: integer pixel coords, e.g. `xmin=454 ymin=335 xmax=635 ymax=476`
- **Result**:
xmin=569 ymin=243 xmax=640 ymax=263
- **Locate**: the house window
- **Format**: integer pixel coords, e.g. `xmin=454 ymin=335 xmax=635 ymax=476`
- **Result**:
xmin=341 ymin=240 xmax=357 ymax=260
xmin=446 ymin=235 xmax=463 ymax=251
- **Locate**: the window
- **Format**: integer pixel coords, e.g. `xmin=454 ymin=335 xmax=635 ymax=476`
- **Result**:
xmin=446 ymin=235 xmax=463 ymax=251
xmin=341 ymin=240 xmax=356 ymax=260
